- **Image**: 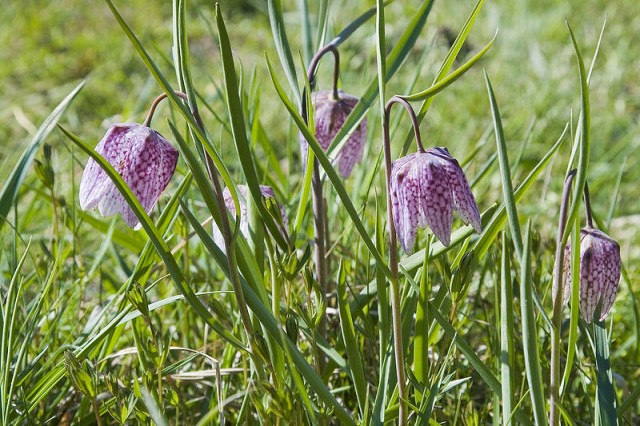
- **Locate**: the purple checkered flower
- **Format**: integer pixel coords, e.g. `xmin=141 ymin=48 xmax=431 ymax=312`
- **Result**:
xmin=79 ymin=123 xmax=178 ymax=229
xmin=390 ymin=147 xmax=481 ymax=252
xmin=213 ymin=185 xmax=288 ymax=247
xmin=300 ymin=89 xmax=367 ymax=178
xmin=563 ymin=228 xmax=621 ymax=323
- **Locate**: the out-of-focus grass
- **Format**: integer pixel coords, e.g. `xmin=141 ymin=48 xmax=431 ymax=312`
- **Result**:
xmin=1 ymin=0 xmax=639 ymax=423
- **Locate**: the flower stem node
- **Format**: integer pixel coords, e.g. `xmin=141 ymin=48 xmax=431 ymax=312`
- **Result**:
xmin=390 ymin=147 xmax=481 ymax=252
xmin=79 ymin=123 xmax=179 ymax=229
xmin=563 ymin=227 xmax=621 ymax=323
xmin=300 ymin=89 xmax=367 ymax=178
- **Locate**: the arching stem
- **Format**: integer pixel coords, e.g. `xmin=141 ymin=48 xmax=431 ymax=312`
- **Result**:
xmin=301 ymin=45 xmax=341 ymax=366
xmin=383 ymin=95 xmax=424 ymax=426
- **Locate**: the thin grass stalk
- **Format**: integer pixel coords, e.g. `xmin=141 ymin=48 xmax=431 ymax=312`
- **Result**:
xmin=520 ymin=221 xmax=546 ymax=425
xmin=500 ymin=234 xmax=515 ymax=425
xmin=550 ymin=170 xmax=576 ymax=425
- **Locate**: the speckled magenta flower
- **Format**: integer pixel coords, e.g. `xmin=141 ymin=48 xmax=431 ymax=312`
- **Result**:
xmin=79 ymin=123 xmax=178 ymax=229
xmin=300 ymin=89 xmax=367 ymax=178
xmin=563 ymin=228 xmax=621 ymax=323
xmin=213 ymin=185 xmax=288 ymax=247
xmin=390 ymin=147 xmax=481 ymax=252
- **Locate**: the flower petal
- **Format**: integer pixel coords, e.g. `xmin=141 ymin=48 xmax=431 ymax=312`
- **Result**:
xmin=391 ymin=154 xmax=420 ymax=252
xmin=417 ymin=152 xmax=453 ymax=246
xmin=79 ymin=123 xmax=136 ymax=210
xmin=300 ymin=90 xmax=366 ymax=178
xmin=578 ymin=229 xmax=621 ymax=323
xmin=431 ymin=147 xmax=482 ymax=233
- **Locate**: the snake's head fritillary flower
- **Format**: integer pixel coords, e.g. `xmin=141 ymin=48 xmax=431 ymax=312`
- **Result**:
xmin=390 ymin=147 xmax=481 ymax=252
xmin=213 ymin=185 xmax=288 ymax=247
xmin=79 ymin=123 xmax=178 ymax=229
xmin=563 ymin=228 xmax=621 ymax=323
xmin=300 ymin=89 xmax=367 ymax=178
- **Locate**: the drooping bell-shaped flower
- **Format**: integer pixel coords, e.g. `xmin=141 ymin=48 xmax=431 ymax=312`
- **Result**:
xmin=563 ymin=228 xmax=621 ymax=323
xmin=213 ymin=185 xmax=288 ymax=247
xmin=390 ymin=147 xmax=481 ymax=252
xmin=79 ymin=123 xmax=178 ymax=229
xmin=300 ymin=89 xmax=367 ymax=178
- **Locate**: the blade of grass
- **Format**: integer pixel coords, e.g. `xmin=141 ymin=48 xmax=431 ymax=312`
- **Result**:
xmin=216 ymin=4 xmax=289 ymax=250
xmin=500 ymin=234 xmax=515 ymax=425
xmin=400 ymin=31 xmax=496 ymax=102
xmin=484 ymin=71 xmax=523 ymax=259
xmin=593 ymin=322 xmax=618 ymax=425
xmin=520 ymin=222 xmax=546 ymax=425
xmin=267 ymin=0 xmax=300 ymax=103
xmin=336 ymin=261 xmax=368 ymax=418
xmin=0 ymin=81 xmax=84 ymax=231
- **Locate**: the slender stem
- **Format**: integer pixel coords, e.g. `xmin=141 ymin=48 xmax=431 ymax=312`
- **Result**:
xmin=306 ymin=44 xmax=340 ymax=99
xmin=550 ymin=169 xmax=576 ymax=426
xmin=143 ymin=91 xmax=188 ymax=127
xmin=92 ymin=399 xmax=103 ymax=426
xmin=146 ymin=91 xmax=257 ymax=356
xmin=383 ymin=95 xmax=424 ymax=426
xmin=583 ymin=182 xmax=594 ymax=229
xmin=302 ymin=45 xmax=341 ymax=364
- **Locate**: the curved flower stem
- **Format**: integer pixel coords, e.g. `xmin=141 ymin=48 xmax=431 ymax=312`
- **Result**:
xmin=550 ymin=169 xmax=576 ymax=426
xmin=307 ymin=44 xmax=340 ymax=99
xmin=302 ymin=45 xmax=341 ymax=363
xmin=144 ymin=91 xmax=257 ymax=360
xmin=583 ymin=182 xmax=594 ymax=229
xmin=383 ymin=95 xmax=424 ymax=426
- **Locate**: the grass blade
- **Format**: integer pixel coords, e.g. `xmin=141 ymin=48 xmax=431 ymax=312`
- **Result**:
xmin=0 ymin=81 xmax=84 ymax=231
xmin=336 ymin=261 xmax=368 ymax=418
xmin=485 ymin=71 xmax=523 ymax=259
xmin=520 ymin=222 xmax=546 ymax=425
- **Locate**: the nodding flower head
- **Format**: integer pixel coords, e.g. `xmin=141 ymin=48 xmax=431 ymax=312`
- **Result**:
xmin=213 ymin=185 xmax=288 ymax=247
xmin=79 ymin=123 xmax=178 ymax=229
xmin=300 ymin=89 xmax=367 ymax=178
xmin=390 ymin=147 xmax=481 ymax=252
xmin=563 ymin=228 xmax=621 ymax=323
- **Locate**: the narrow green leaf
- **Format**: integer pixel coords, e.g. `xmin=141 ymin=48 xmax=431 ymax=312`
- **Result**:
xmin=594 ymin=323 xmax=618 ymax=425
xmin=216 ymin=4 xmax=288 ymax=250
xmin=336 ymin=261 xmax=368 ymax=417
xmin=401 ymin=32 xmax=496 ymax=102
xmin=0 ymin=81 xmax=84 ymax=231
xmin=500 ymin=235 xmax=515 ymax=425
xmin=267 ymin=0 xmax=300 ymax=103
xmin=484 ymin=71 xmax=523 ymax=260
xmin=519 ymin=222 xmax=546 ymax=425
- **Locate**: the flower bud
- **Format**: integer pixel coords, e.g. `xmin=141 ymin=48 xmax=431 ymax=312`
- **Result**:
xmin=563 ymin=228 xmax=621 ymax=323
xmin=300 ymin=90 xmax=367 ymax=178
xmin=79 ymin=123 xmax=178 ymax=229
xmin=390 ymin=147 xmax=481 ymax=252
